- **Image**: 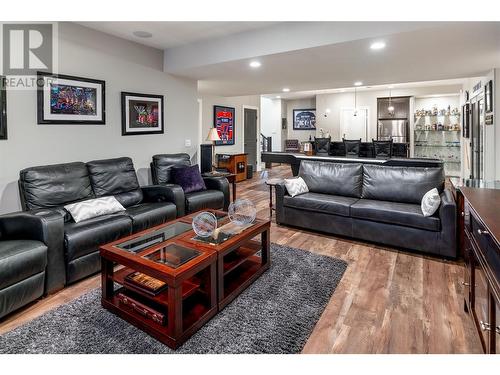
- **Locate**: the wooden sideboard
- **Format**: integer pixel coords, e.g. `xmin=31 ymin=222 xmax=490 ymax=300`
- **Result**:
xmin=460 ymin=187 xmax=500 ymax=353
xmin=217 ymin=153 xmax=247 ymax=182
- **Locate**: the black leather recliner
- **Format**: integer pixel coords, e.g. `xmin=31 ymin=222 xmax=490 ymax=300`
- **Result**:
xmin=18 ymin=157 xmax=179 ymax=287
xmin=151 ymin=153 xmax=230 ymax=215
xmin=275 ymin=161 xmax=456 ymax=258
xmin=0 ymin=212 xmax=55 ymax=318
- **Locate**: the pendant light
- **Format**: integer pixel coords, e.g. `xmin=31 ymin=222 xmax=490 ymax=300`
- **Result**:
xmin=387 ymin=89 xmax=395 ymax=115
xmin=353 ymin=87 xmax=358 ymax=117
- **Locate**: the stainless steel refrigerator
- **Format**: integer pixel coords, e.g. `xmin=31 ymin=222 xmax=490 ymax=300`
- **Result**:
xmin=377 ymin=119 xmax=408 ymax=143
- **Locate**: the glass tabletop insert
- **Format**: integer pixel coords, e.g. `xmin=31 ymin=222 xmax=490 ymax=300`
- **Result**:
xmin=116 ymin=222 xmax=192 ymax=253
xmin=144 ymin=243 xmax=201 ymax=269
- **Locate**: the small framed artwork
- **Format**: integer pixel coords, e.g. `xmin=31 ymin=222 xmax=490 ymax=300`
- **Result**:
xmin=37 ymin=72 xmax=105 ymax=124
xmin=0 ymin=76 xmax=6 ymax=140
xmin=293 ymin=109 xmax=316 ymax=130
xmin=214 ymin=105 xmax=235 ymax=146
xmin=485 ymin=80 xmax=493 ymax=113
xmin=121 ymin=92 xmax=164 ymax=136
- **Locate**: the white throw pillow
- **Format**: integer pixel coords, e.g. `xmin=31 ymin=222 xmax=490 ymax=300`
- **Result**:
xmin=65 ymin=196 xmax=126 ymax=223
xmin=421 ymin=188 xmax=441 ymax=217
xmin=284 ymin=177 xmax=309 ymax=197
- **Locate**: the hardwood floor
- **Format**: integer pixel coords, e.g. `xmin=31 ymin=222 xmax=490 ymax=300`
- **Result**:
xmin=0 ymin=164 xmax=482 ymax=353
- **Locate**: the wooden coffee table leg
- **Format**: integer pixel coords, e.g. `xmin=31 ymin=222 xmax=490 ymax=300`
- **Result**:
xmin=101 ymin=257 xmax=114 ymax=302
xmin=209 ymin=262 xmax=217 ymax=309
xmin=168 ymin=285 xmax=183 ymax=340
xmin=261 ymin=227 xmax=271 ymax=266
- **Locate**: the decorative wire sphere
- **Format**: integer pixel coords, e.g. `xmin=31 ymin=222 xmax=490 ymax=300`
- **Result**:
xmin=192 ymin=212 xmax=218 ymax=237
xmin=228 ymin=199 xmax=256 ymax=226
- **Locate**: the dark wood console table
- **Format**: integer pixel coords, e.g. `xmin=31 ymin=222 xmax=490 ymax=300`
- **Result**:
xmin=459 ymin=186 xmax=500 ymax=353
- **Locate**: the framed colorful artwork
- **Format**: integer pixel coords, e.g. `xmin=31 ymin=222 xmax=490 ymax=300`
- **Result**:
xmin=37 ymin=72 xmax=105 ymax=124
xmin=293 ymin=109 xmax=316 ymax=130
xmin=121 ymin=92 xmax=164 ymax=136
xmin=0 ymin=76 xmax=6 ymax=140
xmin=213 ymin=105 xmax=235 ymax=146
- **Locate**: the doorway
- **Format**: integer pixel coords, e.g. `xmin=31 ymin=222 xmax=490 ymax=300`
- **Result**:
xmin=244 ymin=107 xmax=258 ymax=170
xmin=340 ymin=107 xmax=368 ymax=141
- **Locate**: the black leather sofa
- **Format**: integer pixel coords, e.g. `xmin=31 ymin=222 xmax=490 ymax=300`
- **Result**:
xmin=151 ymin=153 xmax=230 ymax=214
xmin=0 ymin=212 xmax=54 ymax=318
xmin=18 ymin=157 xmax=179 ymax=288
xmin=275 ymin=161 xmax=456 ymax=257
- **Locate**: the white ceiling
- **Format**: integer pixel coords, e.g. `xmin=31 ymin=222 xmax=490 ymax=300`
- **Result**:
xmin=78 ymin=21 xmax=278 ymax=49
xmin=80 ymin=22 xmax=500 ymax=97
xmin=193 ymin=23 xmax=500 ymax=96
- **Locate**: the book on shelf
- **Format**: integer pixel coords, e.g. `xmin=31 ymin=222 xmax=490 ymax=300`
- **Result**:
xmin=124 ymin=271 xmax=168 ymax=296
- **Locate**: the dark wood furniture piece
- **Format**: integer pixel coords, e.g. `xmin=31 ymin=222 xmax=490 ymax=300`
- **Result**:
xmin=100 ymin=210 xmax=272 ymax=348
xmin=459 ymin=187 xmax=500 ymax=353
xmin=202 ymin=171 xmax=237 ymax=202
xmin=217 ymin=153 xmax=248 ymax=182
xmin=179 ymin=210 xmax=271 ymax=309
xmin=265 ymin=178 xmax=283 ymax=218
xmin=100 ymin=220 xmax=218 ymax=349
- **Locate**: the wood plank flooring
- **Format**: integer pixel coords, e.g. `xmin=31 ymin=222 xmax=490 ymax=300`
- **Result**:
xmin=0 ymin=164 xmax=482 ymax=353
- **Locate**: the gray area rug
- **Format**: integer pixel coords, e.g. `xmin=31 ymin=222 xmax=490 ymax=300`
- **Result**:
xmin=0 ymin=244 xmax=347 ymax=354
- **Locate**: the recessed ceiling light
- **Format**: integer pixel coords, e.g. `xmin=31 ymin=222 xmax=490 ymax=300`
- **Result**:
xmin=133 ymin=30 xmax=153 ymax=38
xmin=354 ymin=81 xmax=363 ymax=86
xmin=249 ymin=61 xmax=261 ymax=68
xmin=282 ymin=88 xmax=290 ymax=92
xmin=370 ymin=41 xmax=386 ymax=50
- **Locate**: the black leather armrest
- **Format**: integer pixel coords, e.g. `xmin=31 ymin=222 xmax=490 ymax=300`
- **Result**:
xmin=438 ymin=188 xmax=457 ymax=258
xmin=141 ymin=184 xmax=185 ymax=217
xmin=0 ymin=210 xmax=65 ymax=293
xmin=275 ymin=182 xmax=288 ymax=225
xmin=203 ymin=176 xmax=230 ymax=211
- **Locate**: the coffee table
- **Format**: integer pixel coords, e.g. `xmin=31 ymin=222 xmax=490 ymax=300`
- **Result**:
xmin=100 ymin=220 xmax=218 ymax=349
xmin=100 ymin=210 xmax=271 ymax=348
xmin=178 ymin=210 xmax=271 ymax=309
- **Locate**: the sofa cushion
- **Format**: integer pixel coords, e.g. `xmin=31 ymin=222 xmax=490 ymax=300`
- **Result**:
xmin=298 ymin=161 xmax=363 ymax=198
xmin=0 ymin=240 xmax=47 ymax=289
xmin=19 ymin=162 xmax=94 ymax=210
xmin=172 ymin=164 xmax=206 ymax=194
xmin=64 ymin=214 xmax=132 ymax=262
xmin=151 ymin=153 xmax=191 ymax=184
xmin=65 ymin=196 xmax=126 ymax=223
xmin=350 ymin=199 xmax=441 ymax=231
xmin=362 ymin=165 xmax=444 ymax=204
xmin=185 ymin=190 xmax=224 ymax=213
xmin=283 ymin=192 xmax=359 ymax=217
xmin=86 ymin=157 xmax=143 ymax=207
xmin=125 ymin=202 xmax=177 ymax=232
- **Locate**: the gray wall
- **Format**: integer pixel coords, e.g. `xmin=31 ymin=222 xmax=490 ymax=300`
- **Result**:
xmin=0 ymin=23 xmax=199 ymax=214
xmin=286 ymin=98 xmax=316 ymax=142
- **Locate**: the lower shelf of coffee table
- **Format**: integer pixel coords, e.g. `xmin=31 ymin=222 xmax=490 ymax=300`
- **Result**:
xmin=223 ymin=240 xmax=262 ymax=276
xmin=107 ymin=287 xmax=212 ymax=333
xmin=223 ymin=255 xmax=262 ymax=297
xmin=112 ymin=267 xmax=201 ymax=308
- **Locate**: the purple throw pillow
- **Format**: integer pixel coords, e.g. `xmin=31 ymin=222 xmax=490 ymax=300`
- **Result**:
xmin=171 ymin=164 xmax=206 ymax=194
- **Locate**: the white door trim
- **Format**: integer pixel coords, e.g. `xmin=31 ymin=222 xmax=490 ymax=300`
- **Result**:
xmin=197 ymin=98 xmax=203 ymax=165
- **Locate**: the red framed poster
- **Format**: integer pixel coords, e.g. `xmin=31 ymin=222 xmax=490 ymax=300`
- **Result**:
xmin=213 ymin=105 xmax=235 ymax=146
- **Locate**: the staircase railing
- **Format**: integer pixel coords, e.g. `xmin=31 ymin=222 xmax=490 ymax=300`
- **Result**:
xmin=260 ymin=133 xmax=272 ymax=168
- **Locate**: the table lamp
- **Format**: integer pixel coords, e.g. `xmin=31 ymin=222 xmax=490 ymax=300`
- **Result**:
xmin=206 ymin=128 xmax=221 ymax=171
